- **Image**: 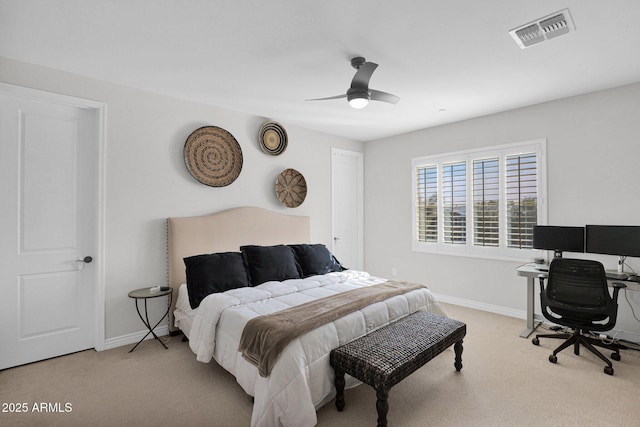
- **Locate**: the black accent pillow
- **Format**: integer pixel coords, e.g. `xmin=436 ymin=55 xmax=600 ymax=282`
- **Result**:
xmin=184 ymin=252 xmax=249 ymax=309
xmin=240 ymin=245 xmax=301 ymax=286
xmin=289 ymin=244 xmax=346 ymax=277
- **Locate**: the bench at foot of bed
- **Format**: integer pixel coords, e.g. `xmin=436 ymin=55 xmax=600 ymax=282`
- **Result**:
xmin=329 ymin=311 xmax=466 ymax=427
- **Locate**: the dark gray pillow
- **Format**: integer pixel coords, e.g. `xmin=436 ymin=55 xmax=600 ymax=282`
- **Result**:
xmin=240 ymin=245 xmax=301 ymax=286
xmin=289 ymin=244 xmax=346 ymax=277
xmin=184 ymin=252 xmax=249 ymax=309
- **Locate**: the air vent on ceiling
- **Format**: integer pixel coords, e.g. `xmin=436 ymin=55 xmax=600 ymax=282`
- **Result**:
xmin=509 ymin=8 xmax=575 ymax=49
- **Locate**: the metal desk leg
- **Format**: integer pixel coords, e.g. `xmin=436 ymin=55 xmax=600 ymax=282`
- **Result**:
xmin=519 ymin=276 xmax=541 ymax=338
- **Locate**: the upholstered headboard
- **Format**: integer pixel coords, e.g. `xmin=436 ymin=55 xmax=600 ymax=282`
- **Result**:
xmin=167 ymin=206 xmax=310 ymax=332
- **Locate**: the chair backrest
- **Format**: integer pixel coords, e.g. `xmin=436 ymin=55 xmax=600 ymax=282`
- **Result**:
xmin=547 ymin=258 xmax=610 ymax=307
xmin=541 ymin=258 xmax=617 ymax=329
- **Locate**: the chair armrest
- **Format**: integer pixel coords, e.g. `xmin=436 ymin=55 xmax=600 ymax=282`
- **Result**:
xmin=611 ymin=282 xmax=627 ymax=301
xmin=538 ymin=273 xmax=548 ymax=293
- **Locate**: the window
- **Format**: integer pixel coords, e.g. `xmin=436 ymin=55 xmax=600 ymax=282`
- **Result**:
xmin=412 ymin=139 xmax=546 ymax=260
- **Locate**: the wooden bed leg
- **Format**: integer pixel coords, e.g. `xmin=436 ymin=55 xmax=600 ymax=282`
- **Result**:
xmin=375 ymin=388 xmax=389 ymax=427
xmin=334 ymin=370 xmax=345 ymax=411
xmin=454 ymin=340 xmax=464 ymax=371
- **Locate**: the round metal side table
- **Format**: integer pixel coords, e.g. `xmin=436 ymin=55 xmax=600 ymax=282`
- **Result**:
xmin=127 ymin=287 xmax=173 ymax=352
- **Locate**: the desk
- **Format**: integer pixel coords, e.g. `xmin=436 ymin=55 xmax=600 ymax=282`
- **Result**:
xmin=516 ymin=263 xmax=640 ymax=338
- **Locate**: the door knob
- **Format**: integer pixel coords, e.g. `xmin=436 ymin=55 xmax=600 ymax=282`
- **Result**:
xmin=75 ymin=256 xmax=92 ymax=270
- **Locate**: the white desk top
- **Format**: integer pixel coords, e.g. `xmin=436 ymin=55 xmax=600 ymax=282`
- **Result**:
xmin=516 ymin=263 xmax=640 ymax=291
xmin=516 ymin=263 xmax=547 ymax=276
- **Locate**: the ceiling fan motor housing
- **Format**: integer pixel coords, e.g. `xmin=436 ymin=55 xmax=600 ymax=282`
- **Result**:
xmin=347 ymin=87 xmax=370 ymax=102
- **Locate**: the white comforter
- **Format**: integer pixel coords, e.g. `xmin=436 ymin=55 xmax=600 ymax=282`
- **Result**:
xmin=181 ymin=270 xmax=445 ymax=427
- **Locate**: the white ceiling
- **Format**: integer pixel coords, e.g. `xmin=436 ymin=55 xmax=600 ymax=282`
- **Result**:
xmin=2 ymin=0 xmax=640 ymax=142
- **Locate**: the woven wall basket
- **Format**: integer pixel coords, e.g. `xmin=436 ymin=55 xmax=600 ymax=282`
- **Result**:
xmin=259 ymin=121 xmax=288 ymax=156
xmin=183 ymin=126 xmax=243 ymax=187
xmin=275 ymin=168 xmax=307 ymax=208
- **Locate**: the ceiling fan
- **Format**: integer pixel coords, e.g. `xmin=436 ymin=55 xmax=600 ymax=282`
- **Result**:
xmin=307 ymin=57 xmax=400 ymax=109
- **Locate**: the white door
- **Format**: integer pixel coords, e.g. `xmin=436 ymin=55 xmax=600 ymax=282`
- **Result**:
xmin=0 ymin=87 xmax=101 ymax=370
xmin=331 ymin=148 xmax=364 ymax=270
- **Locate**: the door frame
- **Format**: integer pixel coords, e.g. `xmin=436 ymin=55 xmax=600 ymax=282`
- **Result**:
xmin=331 ymin=147 xmax=364 ymax=270
xmin=0 ymin=82 xmax=107 ymax=351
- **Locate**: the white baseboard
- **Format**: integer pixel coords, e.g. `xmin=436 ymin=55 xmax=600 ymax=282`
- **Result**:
xmin=433 ymin=293 xmax=527 ymax=320
xmin=102 ymin=325 xmax=169 ymax=351
xmin=434 ymin=293 xmax=640 ymax=345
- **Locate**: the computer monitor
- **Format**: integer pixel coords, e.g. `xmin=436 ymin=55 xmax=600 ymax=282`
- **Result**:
xmin=532 ymin=225 xmax=585 ymax=259
xmin=585 ymin=225 xmax=640 ymax=275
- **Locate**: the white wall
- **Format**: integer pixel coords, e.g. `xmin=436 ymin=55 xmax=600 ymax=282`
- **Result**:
xmin=4 ymin=53 xmax=640 ymax=344
xmin=0 ymin=57 xmax=363 ymax=341
xmin=364 ymin=82 xmax=640 ymax=339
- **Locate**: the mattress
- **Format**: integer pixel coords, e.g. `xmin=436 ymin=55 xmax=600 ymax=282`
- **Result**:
xmin=174 ymin=284 xmax=195 ymax=337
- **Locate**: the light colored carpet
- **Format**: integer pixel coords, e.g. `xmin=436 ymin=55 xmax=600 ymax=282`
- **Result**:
xmin=2 ymin=303 xmax=639 ymax=427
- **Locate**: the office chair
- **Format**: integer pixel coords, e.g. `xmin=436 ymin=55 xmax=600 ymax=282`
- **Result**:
xmin=531 ymin=258 xmax=627 ymax=375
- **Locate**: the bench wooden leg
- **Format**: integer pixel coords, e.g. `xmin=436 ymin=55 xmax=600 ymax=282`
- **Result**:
xmin=454 ymin=340 xmax=463 ymax=371
xmin=334 ymin=369 xmax=345 ymax=411
xmin=376 ymin=388 xmax=389 ymax=427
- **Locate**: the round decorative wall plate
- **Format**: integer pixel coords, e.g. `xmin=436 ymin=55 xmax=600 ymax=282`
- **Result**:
xmin=183 ymin=126 xmax=243 ymax=187
xmin=275 ymin=168 xmax=307 ymax=208
xmin=259 ymin=121 xmax=288 ymax=156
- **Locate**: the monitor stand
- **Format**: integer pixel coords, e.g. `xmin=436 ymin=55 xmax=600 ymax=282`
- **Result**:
xmin=607 ymin=255 xmax=630 ymax=279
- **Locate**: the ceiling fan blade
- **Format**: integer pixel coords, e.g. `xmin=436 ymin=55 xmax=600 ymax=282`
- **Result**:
xmin=370 ymin=89 xmax=400 ymax=105
xmin=351 ymin=62 xmax=378 ymax=89
xmin=306 ymin=94 xmax=347 ymax=101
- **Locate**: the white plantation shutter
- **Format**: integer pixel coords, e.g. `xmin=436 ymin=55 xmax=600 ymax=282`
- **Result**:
xmin=506 ymin=153 xmax=537 ymax=249
xmin=416 ymin=165 xmax=438 ymax=242
xmin=473 ymin=158 xmax=499 ymax=247
xmin=442 ymin=161 xmax=466 ymax=245
xmin=412 ymin=139 xmax=545 ymax=259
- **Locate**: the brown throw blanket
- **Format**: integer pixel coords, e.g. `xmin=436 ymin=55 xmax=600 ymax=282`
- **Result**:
xmin=239 ymin=280 xmax=427 ymax=377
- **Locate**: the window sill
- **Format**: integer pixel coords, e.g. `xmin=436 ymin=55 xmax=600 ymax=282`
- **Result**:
xmin=412 ymin=243 xmax=544 ymax=263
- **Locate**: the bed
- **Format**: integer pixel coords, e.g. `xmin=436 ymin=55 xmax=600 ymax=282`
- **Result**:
xmin=168 ymin=206 xmax=445 ymax=427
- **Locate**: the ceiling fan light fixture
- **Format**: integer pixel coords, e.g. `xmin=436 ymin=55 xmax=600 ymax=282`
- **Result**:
xmin=307 ymin=57 xmax=399 ymax=108
xmin=349 ymin=97 xmax=369 ymax=109
xmin=347 ymin=88 xmax=370 ymax=109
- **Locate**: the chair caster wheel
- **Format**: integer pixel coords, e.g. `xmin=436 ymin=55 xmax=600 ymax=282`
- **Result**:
xmin=604 ymin=366 xmax=614 ymax=375
xmin=532 ymin=337 xmax=539 ymax=346
xmin=549 ymin=355 xmax=557 ymax=363
xmin=611 ymin=352 xmax=620 ymax=361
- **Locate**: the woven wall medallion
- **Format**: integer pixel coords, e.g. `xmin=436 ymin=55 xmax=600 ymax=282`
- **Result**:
xmin=275 ymin=168 xmax=307 ymax=208
xmin=259 ymin=121 xmax=288 ymax=156
xmin=183 ymin=126 xmax=243 ymax=187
